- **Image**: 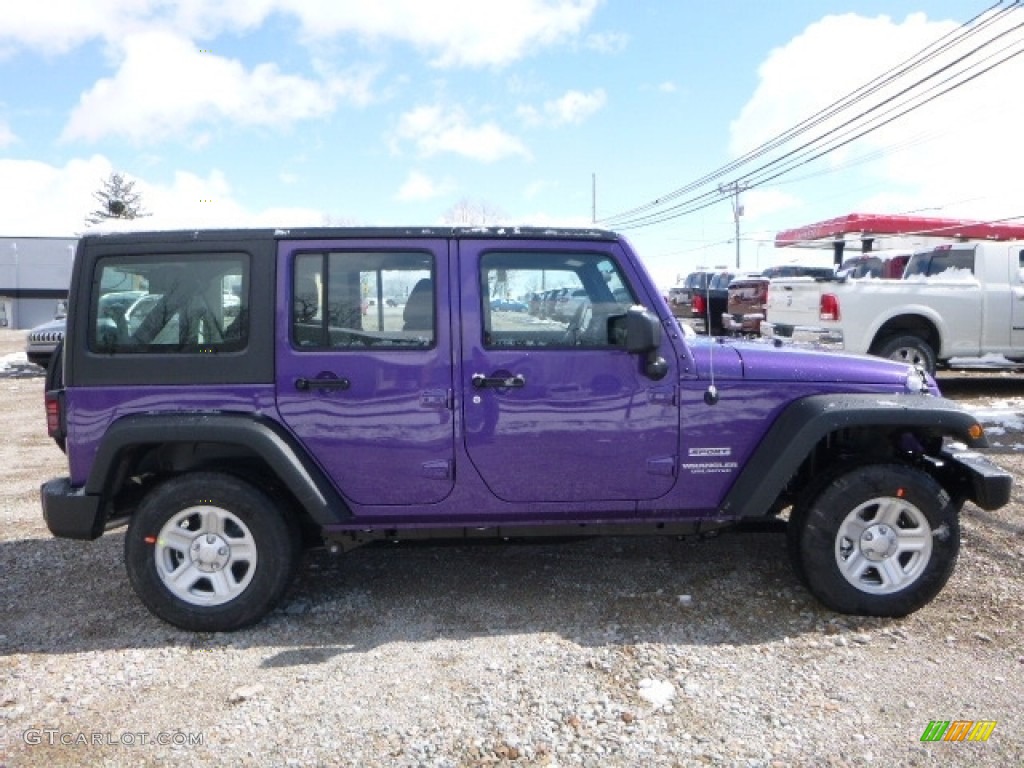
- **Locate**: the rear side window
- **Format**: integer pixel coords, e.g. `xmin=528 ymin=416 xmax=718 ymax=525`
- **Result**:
xmin=91 ymin=254 xmax=248 ymax=354
xmin=905 ymin=248 xmax=975 ymax=277
xmin=292 ymin=250 xmax=434 ymax=349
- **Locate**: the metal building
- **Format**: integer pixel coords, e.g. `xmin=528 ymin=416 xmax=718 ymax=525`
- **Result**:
xmin=0 ymin=237 xmax=77 ymax=329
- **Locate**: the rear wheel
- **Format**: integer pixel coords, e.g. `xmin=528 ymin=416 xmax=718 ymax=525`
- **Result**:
xmin=125 ymin=472 xmax=299 ymax=631
xmin=792 ymin=464 xmax=959 ymax=617
xmin=872 ymin=334 xmax=936 ymax=375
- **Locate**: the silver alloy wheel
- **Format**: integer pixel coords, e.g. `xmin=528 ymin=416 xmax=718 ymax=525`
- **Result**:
xmin=153 ymin=505 xmax=258 ymax=606
xmin=834 ymin=496 xmax=934 ymax=594
xmin=885 ymin=344 xmax=928 ymax=367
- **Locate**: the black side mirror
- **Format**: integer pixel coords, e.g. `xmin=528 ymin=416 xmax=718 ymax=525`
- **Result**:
xmin=620 ymin=307 xmax=668 ymax=380
xmin=623 ymin=306 xmax=660 ymax=353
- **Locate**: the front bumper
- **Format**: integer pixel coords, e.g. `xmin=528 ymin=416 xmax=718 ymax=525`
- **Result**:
xmin=41 ymin=477 xmax=104 ymax=540
xmin=722 ymin=312 xmax=764 ymax=335
xmin=940 ymin=448 xmax=1013 ymax=511
xmin=760 ymin=321 xmax=844 ymax=347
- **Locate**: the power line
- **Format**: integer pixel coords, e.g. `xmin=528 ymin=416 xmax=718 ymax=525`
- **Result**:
xmin=600 ymin=1 xmax=1017 ymax=227
xmin=608 ymin=7 xmax=1024 ymax=229
xmin=598 ymin=2 xmax=1023 ymax=231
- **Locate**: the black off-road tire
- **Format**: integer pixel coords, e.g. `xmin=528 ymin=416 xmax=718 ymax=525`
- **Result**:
xmin=125 ymin=472 xmax=300 ymax=631
xmin=793 ymin=463 xmax=960 ymax=617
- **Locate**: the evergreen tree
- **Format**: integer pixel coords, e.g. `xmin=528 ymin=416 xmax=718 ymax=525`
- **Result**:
xmin=86 ymin=172 xmax=150 ymax=225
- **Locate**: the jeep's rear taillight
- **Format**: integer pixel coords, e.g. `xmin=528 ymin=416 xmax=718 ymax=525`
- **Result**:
xmin=693 ymin=294 xmax=706 ymax=314
xmin=820 ymin=293 xmax=840 ymax=322
xmin=45 ymin=390 xmax=65 ymax=441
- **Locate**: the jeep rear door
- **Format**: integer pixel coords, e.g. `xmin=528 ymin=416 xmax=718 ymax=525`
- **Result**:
xmin=457 ymin=238 xmax=680 ymax=503
xmin=275 ymin=239 xmax=455 ymax=506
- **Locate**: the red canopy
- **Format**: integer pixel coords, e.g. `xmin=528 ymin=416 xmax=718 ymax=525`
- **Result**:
xmin=776 ymin=213 xmax=1024 ymax=248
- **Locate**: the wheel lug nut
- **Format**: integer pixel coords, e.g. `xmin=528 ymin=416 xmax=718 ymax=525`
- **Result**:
xmin=864 ymin=532 xmax=873 ymax=541
xmin=218 ymin=547 xmax=227 ymax=556
xmin=207 ymin=534 xmax=215 ymax=544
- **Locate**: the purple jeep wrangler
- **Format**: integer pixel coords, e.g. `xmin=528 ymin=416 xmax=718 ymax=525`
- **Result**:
xmin=41 ymin=227 xmax=1011 ymax=631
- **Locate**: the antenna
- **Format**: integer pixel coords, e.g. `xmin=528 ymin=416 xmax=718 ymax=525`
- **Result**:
xmin=702 ymin=271 xmax=719 ymax=405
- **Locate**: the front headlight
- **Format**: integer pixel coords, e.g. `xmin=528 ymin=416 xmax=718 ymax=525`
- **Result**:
xmin=904 ymin=365 xmax=927 ymax=394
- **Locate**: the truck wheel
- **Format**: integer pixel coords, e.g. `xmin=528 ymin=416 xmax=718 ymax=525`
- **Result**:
xmin=125 ymin=472 xmax=299 ymax=631
xmin=872 ymin=334 xmax=936 ymax=374
xmin=793 ymin=464 xmax=959 ymax=617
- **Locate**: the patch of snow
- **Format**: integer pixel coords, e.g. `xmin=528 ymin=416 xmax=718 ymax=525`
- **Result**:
xmin=1 ymin=351 xmax=28 ymax=370
xmin=638 ymin=679 xmax=676 ymax=708
xmin=903 ymin=268 xmax=979 ymax=285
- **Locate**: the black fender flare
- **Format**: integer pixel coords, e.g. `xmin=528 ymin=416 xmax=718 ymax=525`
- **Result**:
xmin=85 ymin=412 xmax=351 ymax=525
xmin=719 ymin=393 xmax=991 ymax=518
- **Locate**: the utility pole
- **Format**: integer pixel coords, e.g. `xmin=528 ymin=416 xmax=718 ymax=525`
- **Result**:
xmin=718 ymin=182 xmax=748 ymax=269
xmin=592 ymin=173 xmax=596 ymax=224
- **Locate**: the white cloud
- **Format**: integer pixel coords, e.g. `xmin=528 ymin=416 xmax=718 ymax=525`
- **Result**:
xmin=547 ymin=89 xmax=606 ymax=125
xmin=523 ymin=179 xmax=554 ymax=200
xmin=518 ymin=88 xmax=606 ymax=127
xmin=743 ymin=187 xmax=802 ymax=221
xmin=280 ymin=0 xmax=600 ymax=68
xmin=0 ymin=1 xmax=597 ymax=68
xmin=395 ymin=171 xmax=454 ymax=202
xmin=0 ymin=156 xmax=324 ymax=235
xmin=730 ymin=11 xmax=1024 ymax=222
xmin=0 ymin=155 xmax=114 ymax=235
xmin=584 ymin=31 xmax=629 ymax=54
xmin=60 ymin=30 xmax=350 ymax=143
xmin=393 ymin=105 xmax=530 ymax=162
xmin=0 ymin=119 xmax=15 ymax=147
xmin=0 ymin=0 xmax=151 ymax=57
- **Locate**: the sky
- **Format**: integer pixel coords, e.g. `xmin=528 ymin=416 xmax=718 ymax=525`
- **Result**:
xmin=1 ymin=0 xmax=1022 ymax=288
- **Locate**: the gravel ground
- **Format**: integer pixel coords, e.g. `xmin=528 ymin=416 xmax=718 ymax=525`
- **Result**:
xmin=1 ymin=328 xmax=1022 ymax=767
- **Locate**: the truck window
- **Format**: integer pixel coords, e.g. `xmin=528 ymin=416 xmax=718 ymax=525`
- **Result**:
xmin=480 ymin=251 xmax=636 ymax=348
xmin=90 ymin=254 xmax=248 ymax=354
xmin=905 ymin=248 xmax=975 ymax=278
xmin=292 ymin=250 xmax=434 ymax=349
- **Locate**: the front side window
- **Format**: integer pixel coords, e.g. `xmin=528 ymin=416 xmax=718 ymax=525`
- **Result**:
xmin=91 ymin=254 xmax=247 ymax=354
xmin=292 ymin=250 xmax=434 ymax=349
xmin=481 ymin=251 xmax=636 ymax=348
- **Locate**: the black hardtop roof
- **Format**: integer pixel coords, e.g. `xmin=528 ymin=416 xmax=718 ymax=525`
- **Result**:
xmin=79 ymin=225 xmax=621 ymax=245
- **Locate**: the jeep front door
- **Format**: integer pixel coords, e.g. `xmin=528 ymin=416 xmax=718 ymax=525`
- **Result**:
xmin=459 ymin=240 xmax=679 ymax=503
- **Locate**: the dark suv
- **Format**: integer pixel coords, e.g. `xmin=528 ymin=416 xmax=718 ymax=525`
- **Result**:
xmin=41 ymin=227 xmax=1011 ymax=631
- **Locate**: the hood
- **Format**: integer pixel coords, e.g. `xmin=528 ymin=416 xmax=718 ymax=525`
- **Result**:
xmin=689 ymin=337 xmax=935 ymax=390
xmin=29 ymin=317 xmax=67 ymax=335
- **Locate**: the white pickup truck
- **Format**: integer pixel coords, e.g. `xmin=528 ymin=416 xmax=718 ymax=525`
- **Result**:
xmin=760 ymin=241 xmax=1024 ymax=373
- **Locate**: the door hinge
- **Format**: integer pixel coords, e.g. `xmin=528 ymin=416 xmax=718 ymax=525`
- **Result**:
xmin=648 ymin=386 xmax=677 ymax=406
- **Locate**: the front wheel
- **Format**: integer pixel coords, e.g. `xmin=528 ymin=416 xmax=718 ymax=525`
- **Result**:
xmin=872 ymin=334 xmax=936 ymax=375
xmin=125 ymin=472 xmax=299 ymax=631
xmin=792 ymin=464 xmax=960 ymax=617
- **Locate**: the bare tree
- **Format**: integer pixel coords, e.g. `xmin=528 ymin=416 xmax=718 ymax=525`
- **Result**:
xmin=442 ymin=198 xmax=505 ymax=226
xmin=86 ymin=172 xmax=150 ymax=225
